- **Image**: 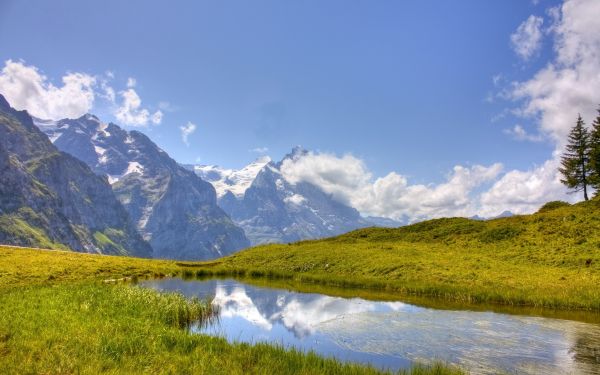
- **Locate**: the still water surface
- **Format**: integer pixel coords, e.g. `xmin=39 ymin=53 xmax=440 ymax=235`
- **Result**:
xmin=140 ymin=278 xmax=600 ymax=374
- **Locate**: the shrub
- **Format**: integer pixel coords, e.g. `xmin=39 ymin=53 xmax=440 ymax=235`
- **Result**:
xmin=479 ymin=226 xmax=524 ymax=243
xmin=537 ymin=201 xmax=571 ymax=213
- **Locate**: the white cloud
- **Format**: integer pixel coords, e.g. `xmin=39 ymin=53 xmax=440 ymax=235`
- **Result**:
xmin=511 ymin=0 xmax=600 ymax=146
xmin=492 ymin=74 xmax=503 ymax=86
xmin=0 ymin=60 xmax=164 ymax=127
xmin=281 ymin=151 xmax=503 ymax=222
xmin=250 ymin=147 xmax=269 ymax=153
xmin=490 ymin=0 xmax=600 ymax=213
xmin=151 ymin=110 xmax=163 ymax=124
xmin=281 ymin=152 xmax=373 ymax=207
xmin=510 ymin=15 xmax=544 ymax=60
xmin=0 ymin=59 xmax=96 ymax=119
xmin=126 ymin=77 xmax=136 ymax=88
xmin=180 ymin=121 xmax=197 ymax=146
xmin=114 ymin=88 xmax=162 ymax=126
xmin=99 ymin=78 xmax=115 ymax=103
xmin=479 ymin=156 xmax=577 ymax=217
xmin=503 ymin=124 xmax=544 ymax=142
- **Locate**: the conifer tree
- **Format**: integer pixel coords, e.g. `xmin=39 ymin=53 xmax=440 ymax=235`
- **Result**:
xmin=588 ymin=108 xmax=600 ymax=194
xmin=559 ymin=115 xmax=590 ymax=200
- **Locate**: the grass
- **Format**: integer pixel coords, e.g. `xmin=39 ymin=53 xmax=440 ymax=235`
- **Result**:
xmin=0 ymin=214 xmax=70 ymax=251
xmin=4 ymin=197 xmax=600 ymax=373
xmin=195 ymin=197 xmax=600 ymax=311
xmin=0 ymin=246 xmax=463 ymax=374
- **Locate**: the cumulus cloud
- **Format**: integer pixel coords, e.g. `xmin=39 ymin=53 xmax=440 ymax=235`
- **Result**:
xmin=0 ymin=60 xmax=164 ymax=127
xmin=489 ymin=0 xmax=600 ymax=215
xmin=510 ymin=15 xmax=544 ymax=60
xmin=180 ymin=121 xmax=197 ymax=146
xmin=281 ymin=151 xmax=503 ymax=222
xmin=114 ymin=88 xmax=163 ymax=126
xmin=283 ymin=3 xmax=599 ymax=220
xmin=503 ymin=124 xmax=544 ymax=142
xmin=0 ymin=59 xmax=96 ymax=119
xmin=511 ymin=0 xmax=600 ymax=146
xmin=281 ymin=153 xmax=373 ymax=206
xmin=479 ymin=157 xmax=576 ymax=217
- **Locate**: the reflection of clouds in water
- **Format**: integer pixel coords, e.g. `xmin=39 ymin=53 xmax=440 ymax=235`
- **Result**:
xmin=144 ymin=279 xmax=600 ymax=375
xmin=212 ymin=284 xmax=272 ymax=330
xmin=273 ymin=297 xmax=378 ymax=338
xmin=211 ymin=282 xmax=405 ymax=338
xmin=319 ymin=311 xmax=600 ymax=375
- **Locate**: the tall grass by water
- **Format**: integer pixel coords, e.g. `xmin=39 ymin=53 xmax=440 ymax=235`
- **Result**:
xmin=193 ymin=198 xmax=600 ymax=311
xmin=0 ymin=246 xmax=463 ymax=374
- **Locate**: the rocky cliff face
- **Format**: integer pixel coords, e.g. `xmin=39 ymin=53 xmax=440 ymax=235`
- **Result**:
xmin=198 ymin=148 xmax=373 ymax=245
xmin=35 ymin=114 xmax=249 ymax=260
xmin=0 ymin=95 xmax=151 ymax=256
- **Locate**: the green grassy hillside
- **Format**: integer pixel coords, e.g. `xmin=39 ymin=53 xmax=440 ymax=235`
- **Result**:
xmin=206 ymin=198 xmax=600 ymax=310
xmin=3 ymin=198 xmax=600 ymax=373
xmin=0 ymin=246 xmax=462 ymax=374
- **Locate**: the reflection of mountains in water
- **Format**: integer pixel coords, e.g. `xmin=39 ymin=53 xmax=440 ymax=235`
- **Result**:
xmin=210 ymin=280 xmax=406 ymax=339
xmin=143 ymin=279 xmax=600 ymax=374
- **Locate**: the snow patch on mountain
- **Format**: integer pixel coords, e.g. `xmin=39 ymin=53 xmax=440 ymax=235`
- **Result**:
xmin=193 ymin=155 xmax=271 ymax=198
xmin=284 ymin=194 xmax=306 ymax=206
xmin=125 ymin=161 xmax=144 ymax=176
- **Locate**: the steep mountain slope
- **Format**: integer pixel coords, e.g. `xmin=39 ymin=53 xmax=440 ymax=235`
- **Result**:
xmin=35 ymin=114 xmax=249 ymax=260
xmin=193 ymin=147 xmax=372 ymax=245
xmin=0 ymin=95 xmax=151 ymax=256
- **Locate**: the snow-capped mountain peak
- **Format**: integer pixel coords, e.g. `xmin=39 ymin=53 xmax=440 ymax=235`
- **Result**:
xmin=193 ymin=155 xmax=272 ymax=198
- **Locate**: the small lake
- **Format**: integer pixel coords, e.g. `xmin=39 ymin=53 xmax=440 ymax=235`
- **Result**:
xmin=140 ymin=278 xmax=600 ymax=375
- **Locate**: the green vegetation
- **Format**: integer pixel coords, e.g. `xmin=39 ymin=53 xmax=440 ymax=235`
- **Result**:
xmin=0 ymin=215 xmax=69 ymax=251
xmin=537 ymin=200 xmax=571 ymax=213
xmin=560 ymin=114 xmax=592 ymax=200
xmin=560 ymin=107 xmax=600 ymax=200
xmin=589 ymin=108 xmax=600 ymax=190
xmin=0 ymin=246 xmax=462 ymax=374
xmin=93 ymin=229 xmax=128 ymax=255
xmin=200 ymin=197 xmax=600 ymax=311
xmin=4 ymin=195 xmax=600 ymax=373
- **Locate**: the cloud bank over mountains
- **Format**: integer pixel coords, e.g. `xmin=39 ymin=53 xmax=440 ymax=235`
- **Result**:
xmin=274 ymin=0 xmax=600 ymax=221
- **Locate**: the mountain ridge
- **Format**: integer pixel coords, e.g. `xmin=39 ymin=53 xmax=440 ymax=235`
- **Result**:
xmin=33 ymin=113 xmax=250 ymax=260
xmin=0 ymin=94 xmax=152 ymax=256
xmin=191 ymin=149 xmax=374 ymax=245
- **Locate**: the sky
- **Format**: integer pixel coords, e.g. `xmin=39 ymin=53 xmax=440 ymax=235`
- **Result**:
xmin=1 ymin=0 xmax=599 ymax=221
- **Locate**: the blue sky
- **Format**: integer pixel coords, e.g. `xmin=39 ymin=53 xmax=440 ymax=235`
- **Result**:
xmin=0 ymin=1 xmax=557 ymax=176
xmin=1 ymin=0 xmax=598 ymax=219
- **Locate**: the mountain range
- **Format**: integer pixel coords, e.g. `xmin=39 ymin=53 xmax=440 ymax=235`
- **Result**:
xmin=0 ymin=93 xmax=402 ymax=258
xmin=190 ymin=147 xmax=403 ymax=245
xmin=0 ymin=95 xmax=151 ymax=256
xmin=34 ymin=113 xmax=249 ymax=260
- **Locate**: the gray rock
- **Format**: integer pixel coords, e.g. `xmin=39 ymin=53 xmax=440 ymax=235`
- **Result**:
xmin=35 ymin=114 xmax=249 ymax=260
xmin=210 ymin=148 xmax=373 ymax=245
xmin=0 ymin=95 xmax=151 ymax=256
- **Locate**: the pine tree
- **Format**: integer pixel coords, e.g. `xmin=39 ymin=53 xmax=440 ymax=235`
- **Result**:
xmin=559 ymin=115 xmax=591 ymax=200
xmin=588 ymin=107 xmax=600 ymax=194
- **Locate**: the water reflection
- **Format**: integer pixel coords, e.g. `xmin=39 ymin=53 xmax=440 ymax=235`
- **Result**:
xmin=140 ymin=278 xmax=600 ymax=375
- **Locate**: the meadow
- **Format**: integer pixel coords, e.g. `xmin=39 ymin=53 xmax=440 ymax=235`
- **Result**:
xmin=0 ymin=246 xmax=462 ymax=374
xmin=202 ymin=198 xmax=600 ymax=311
xmin=2 ymin=198 xmax=600 ymax=373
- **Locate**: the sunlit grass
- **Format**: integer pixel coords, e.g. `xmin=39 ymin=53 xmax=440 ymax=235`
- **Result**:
xmin=200 ymin=198 xmax=600 ymax=311
xmin=3 ymin=197 xmax=600 ymax=373
xmin=0 ymin=247 xmax=463 ymax=374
